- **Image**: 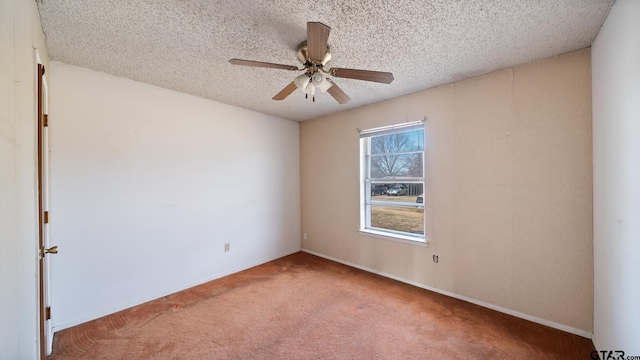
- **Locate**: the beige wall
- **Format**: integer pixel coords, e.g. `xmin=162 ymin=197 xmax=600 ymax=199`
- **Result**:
xmin=301 ymin=49 xmax=592 ymax=333
xmin=0 ymin=0 xmax=50 ymax=358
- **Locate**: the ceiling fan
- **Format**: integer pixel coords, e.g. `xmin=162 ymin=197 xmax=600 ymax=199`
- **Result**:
xmin=229 ymin=22 xmax=394 ymax=104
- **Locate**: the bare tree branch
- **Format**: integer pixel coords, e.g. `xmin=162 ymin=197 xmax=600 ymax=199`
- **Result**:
xmin=370 ymin=132 xmax=421 ymax=178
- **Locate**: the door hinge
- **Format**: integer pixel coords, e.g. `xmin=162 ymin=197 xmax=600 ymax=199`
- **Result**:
xmin=44 ymin=211 xmax=49 ymax=224
xmin=43 ymin=114 xmax=48 ymax=127
xmin=45 ymin=306 xmax=51 ymax=320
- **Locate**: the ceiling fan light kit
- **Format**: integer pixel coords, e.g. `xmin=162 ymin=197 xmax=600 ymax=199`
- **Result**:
xmin=294 ymin=71 xmax=332 ymax=102
xmin=229 ymin=22 xmax=394 ymax=104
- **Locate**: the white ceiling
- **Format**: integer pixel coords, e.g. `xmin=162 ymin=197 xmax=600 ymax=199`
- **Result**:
xmin=37 ymin=0 xmax=614 ymax=122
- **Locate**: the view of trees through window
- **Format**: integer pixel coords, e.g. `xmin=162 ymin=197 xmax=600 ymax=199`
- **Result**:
xmin=370 ymin=132 xmax=423 ymax=178
xmin=363 ymin=125 xmax=425 ymax=239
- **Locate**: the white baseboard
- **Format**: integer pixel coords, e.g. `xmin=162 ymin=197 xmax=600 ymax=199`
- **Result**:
xmin=302 ymin=248 xmax=593 ymax=339
xmin=591 ymin=335 xmax=602 ymax=356
xmin=52 ymin=247 xmax=301 ymax=333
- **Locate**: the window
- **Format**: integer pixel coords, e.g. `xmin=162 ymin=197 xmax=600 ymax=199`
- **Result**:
xmin=360 ymin=121 xmax=425 ymax=242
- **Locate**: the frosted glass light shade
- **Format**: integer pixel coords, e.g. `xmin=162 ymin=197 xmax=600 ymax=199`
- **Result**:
xmin=294 ymin=74 xmax=310 ymax=92
xmin=311 ymin=72 xmax=325 ymax=86
xmin=310 ymin=71 xmax=332 ymax=92
xmin=316 ymin=79 xmax=332 ymax=92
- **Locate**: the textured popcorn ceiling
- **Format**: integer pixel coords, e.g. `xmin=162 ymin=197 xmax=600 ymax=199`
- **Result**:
xmin=37 ymin=0 xmax=614 ymax=121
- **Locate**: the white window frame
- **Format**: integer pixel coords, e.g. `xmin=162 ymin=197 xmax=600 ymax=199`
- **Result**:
xmin=359 ymin=120 xmax=426 ymax=243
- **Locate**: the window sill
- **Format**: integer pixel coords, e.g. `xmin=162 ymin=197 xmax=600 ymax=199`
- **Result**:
xmin=359 ymin=229 xmax=429 ymax=247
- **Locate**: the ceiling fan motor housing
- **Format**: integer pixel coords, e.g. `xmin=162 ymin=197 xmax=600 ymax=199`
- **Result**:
xmin=296 ymin=41 xmax=332 ymax=67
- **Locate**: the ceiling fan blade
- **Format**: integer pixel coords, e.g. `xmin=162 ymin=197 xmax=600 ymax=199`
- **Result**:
xmin=307 ymin=22 xmax=331 ymax=63
xmin=330 ymin=68 xmax=394 ymax=84
xmin=272 ymin=82 xmax=298 ymax=101
xmin=326 ymin=79 xmax=351 ymax=104
xmin=229 ymin=59 xmax=299 ymax=71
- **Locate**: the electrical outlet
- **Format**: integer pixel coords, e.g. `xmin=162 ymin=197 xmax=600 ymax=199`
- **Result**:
xmin=303 ymin=233 xmax=308 ymax=240
xmin=224 ymin=243 xmax=230 ymax=252
xmin=433 ymin=255 xmax=439 ymax=263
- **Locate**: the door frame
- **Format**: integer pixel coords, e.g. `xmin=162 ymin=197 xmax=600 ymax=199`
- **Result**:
xmin=37 ymin=60 xmax=45 ymax=360
xmin=36 ymin=58 xmax=53 ymax=358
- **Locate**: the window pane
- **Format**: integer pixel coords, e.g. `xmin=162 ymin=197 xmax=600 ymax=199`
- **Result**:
xmin=369 ymin=183 xmax=423 ymax=202
xmin=370 ymin=205 xmax=424 ymax=235
xmin=370 ymin=129 xmax=424 ymax=155
xmin=370 ymin=153 xmax=423 ymax=178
